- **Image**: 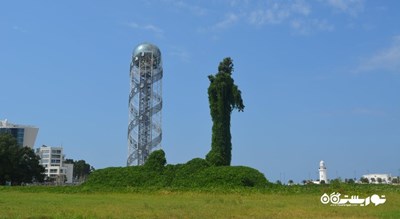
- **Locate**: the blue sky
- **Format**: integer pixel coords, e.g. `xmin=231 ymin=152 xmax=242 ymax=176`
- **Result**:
xmin=1 ymin=0 xmax=399 ymax=183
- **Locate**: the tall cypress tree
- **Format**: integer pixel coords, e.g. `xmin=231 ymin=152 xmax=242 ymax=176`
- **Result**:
xmin=206 ymin=57 xmax=244 ymax=166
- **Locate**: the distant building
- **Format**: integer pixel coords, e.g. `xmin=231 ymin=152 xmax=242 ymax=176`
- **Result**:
xmin=312 ymin=160 xmax=329 ymax=184
xmin=319 ymin=160 xmax=328 ymax=183
xmin=362 ymin=173 xmax=392 ymax=184
xmin=36 ymin=145 xmax=74 ymax=184
xmin=0 ymin=119 xmax=39 ymax=148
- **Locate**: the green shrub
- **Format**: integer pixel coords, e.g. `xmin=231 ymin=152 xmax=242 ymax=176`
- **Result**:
xmin=85 ymin=151 xmax=268 ymax=189
xmin=171 ymin=158 xmax=209 ymax=187
xmin=144 ymin=149 xmax=166 ymax=172
xmin=193 ymin=166 xmax=268 ymax=188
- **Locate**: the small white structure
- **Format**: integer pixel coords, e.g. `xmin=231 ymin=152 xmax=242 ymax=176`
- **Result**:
xmin=362 ymin=174 xmax=391 ymax=184
xmin=319 ymin=160 xmax=328 ymax=183
xmin=0 ymin=119 xmax=39 ymax=148
xmin=36 ymin=145 xmax=74 ymax=184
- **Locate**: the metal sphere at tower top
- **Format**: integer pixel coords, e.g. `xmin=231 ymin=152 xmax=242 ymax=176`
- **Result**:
xmin=127 ymin=43 xmax=163 ymax=166
xmin=132 ymin=43 xmax=161 ymax=59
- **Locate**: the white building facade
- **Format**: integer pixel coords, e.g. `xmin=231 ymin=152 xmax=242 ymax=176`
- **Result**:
xmin=362 ymin=174 xmax=392 ymax=184
xmin=0 ymin=119 xmax=39 ymax=148
xmin=36 ymin=145 xmax=74 ymax=184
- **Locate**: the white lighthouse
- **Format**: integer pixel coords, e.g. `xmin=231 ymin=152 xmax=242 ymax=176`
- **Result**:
xmin=319 ymin=160 xmax=328 ymax=183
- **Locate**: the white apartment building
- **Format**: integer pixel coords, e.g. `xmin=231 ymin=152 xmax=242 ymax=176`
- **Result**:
xmin=36 ymin=145 xmax=74 ymax=184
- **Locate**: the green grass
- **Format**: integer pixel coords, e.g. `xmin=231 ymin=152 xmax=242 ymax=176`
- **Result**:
xmin=0 ymin=186 xmax=399 ymax=218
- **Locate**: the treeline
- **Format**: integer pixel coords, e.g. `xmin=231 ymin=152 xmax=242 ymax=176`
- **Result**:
xmin=0 ymin=133 xmax=94 ymax=185
xmin=0 ymin=133 xmax=44 ymax=185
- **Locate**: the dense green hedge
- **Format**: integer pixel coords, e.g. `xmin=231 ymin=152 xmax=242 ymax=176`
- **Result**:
xmin=84 ymin=151 xmax=268 ymax=189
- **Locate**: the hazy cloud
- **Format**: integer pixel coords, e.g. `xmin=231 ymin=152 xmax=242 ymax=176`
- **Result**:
xmin=321 ymin=107 xmax=386 ymax=117
xmin=214 ymin=13 xmax=239 ymax=29
xmin=127 ymin=22 xmax=164 ymax=38
xmin=351 ymin=107 xmax=386 ymax=117
xmin=244 ymin=0 xmax=336 ymax=36
xmin=247 ymin=1 xmax=311 ymax=25
xmin=355 ymin=35 xmax=400 ymax=74
xmin=291 ymin=0 xmax=311 ymax=16
xmin=248 ymin=3 xmax=291 ymax=25
xmin=325 ymin=0 xmax=364 ymax=16
xmin=12 ymin=25 xmax=28 ymax=33
xmin=168 ymin=46 xmax=191 ymax=62
xmin=227 ymin=0 xmax=250 ymax=7
xmin=291 ymin=19 xmax=334 ymax=35
xmin=162 ymin=0 xmax=208 ymax=16
xmin=198 ymin=13 xmax=239 ymax=33
xmin=199 ymin=0 xmax=364 ymax=36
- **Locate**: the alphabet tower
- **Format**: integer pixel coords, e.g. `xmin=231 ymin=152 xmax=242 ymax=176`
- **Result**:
xmin=127 ymin=43 xmax=162 ymax=166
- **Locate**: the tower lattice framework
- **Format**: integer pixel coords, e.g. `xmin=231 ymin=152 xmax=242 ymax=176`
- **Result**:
xmin=128 ymin=43 xmax=162 ymax=166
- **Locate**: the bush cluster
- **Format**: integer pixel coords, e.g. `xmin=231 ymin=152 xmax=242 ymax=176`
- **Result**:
xmin=84 ymin=150 xmax=268 ymax=189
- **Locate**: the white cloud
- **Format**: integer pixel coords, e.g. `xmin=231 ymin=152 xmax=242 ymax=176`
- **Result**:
xmin=291 ymin=0 xmax=311 ymax=16
xmin=199 ymin=0 xmax=361 ymax=36
xmin=355 ymin=36 xmax=400 ymax=74
xmin=143 ymin=24 xmax=163 ymax=34
xmin=168 ymin=46 xmax=190 ymax=62
xmin=198 ymin=13 xmax=239 ymax=33
xmin=326 ymin=0 xmax=364 ymax=16
xmin=248 ymin=0 xmax=311 ymax=25
xmin=245 ymin=0 xmax=335 ymax=36
xmin=291 ymin=19 xmax=334 ymax=35
xmin=248 ymin=3 xmax=291 ymax=25
xmin=228 ymin=0 xmax=250 ymax=7
xmin=162 ymin=0 xmax=208 ymax=16
xmin=214 ymin=13 xmax=239 ymax=29
xmin=127 ymin=22 xmax=164 ymax=38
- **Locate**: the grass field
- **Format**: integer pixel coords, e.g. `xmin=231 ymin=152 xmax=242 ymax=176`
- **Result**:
xmin=0 ymin=186 xmax=399 ymax=218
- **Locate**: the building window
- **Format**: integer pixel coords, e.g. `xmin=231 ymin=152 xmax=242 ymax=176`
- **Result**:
xmin=51 ymin=159 xmax=60 ymax=164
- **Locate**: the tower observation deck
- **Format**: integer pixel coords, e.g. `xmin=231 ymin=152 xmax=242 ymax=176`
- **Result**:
xmin=127 ymin=43 xmax=162 ymax=166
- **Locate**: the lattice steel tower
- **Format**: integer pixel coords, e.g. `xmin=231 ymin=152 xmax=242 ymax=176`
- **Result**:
xmin=127 ymin=43 xmax=162 ymax=166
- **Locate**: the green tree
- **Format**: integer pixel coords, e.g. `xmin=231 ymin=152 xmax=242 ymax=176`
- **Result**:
xmin=0 ymin=133 xmax=19 ymax=184
xmin=206 ymin=57 xmax=244 ymax=166
xmin=0 ymin=133 xmax=44 ymax=185
xmin=14 ymin=147 xmax=45 ymax=184
xmin=65 ymin=159 xmax=94 ymax=182
xmin=360 ymin=177 xmax=369 ymax=184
